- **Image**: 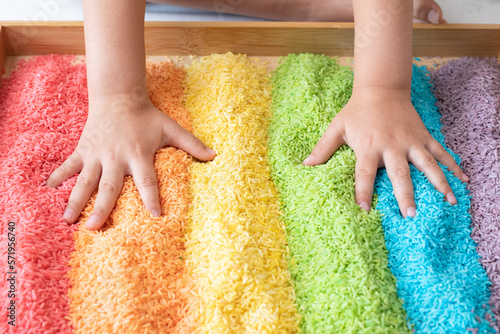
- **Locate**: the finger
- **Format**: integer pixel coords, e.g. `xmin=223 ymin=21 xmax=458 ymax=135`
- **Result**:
xmin=426 ymin=139 xmax=469 ymax=182
xmin=165 ymin=119 xmax=216 ymax=162
xmin=85 ymin=167 xmax=124 ymax=230
xmin=354 ymin=153 xmax=379 ymax=213
xmin=414 ymin=0 xmax=444 ymax=24
xmin=408 ymin=147 xmax=457 ymax=205
xmin=131 ymin=160 xmax=161 ymax=217
xmin=62 ymin=163 xmax=101 ymax=224
xmin=46 ymin=154 xmax=83 ymax=188
xmin=384 ymin=152 xmax=416 ymax=218
xmin=303 ymin=120 xmax=344 ymax=166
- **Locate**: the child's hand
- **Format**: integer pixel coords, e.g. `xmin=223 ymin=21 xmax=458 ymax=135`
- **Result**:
xmin=56 ymin=0 xmax=214 ymax=230
xmin=303 ymin=87 xmax=469 ymax=218
xmin=46 ymin=95 xmax=215 ymax=230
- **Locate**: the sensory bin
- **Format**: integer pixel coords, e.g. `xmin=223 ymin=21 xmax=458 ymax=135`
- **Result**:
xmin=0 ymin=53 xmax=499 ymax=334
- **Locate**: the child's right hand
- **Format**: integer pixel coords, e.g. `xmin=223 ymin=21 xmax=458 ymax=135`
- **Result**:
xmin=57 ymin=0 xmax=216 ymax=230
xmin=46 ymin=93 xmax=216 ymax=230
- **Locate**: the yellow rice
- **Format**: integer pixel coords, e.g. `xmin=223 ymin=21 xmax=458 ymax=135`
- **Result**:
xmin=183 ymin=52 xmax=300 ymax=334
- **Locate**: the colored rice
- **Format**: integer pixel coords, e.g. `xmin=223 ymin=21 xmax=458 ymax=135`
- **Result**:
xmin=268 ymin=53 xmax=410 ymax=333
xmin=183 ymin=52 xmax=299 ymax=334
xmin=0 ymin=55 xmax=86 ymax=334
xmin=374 ymin=64 xmax=496 ymax=333
xmin=2 ymin=52 xmax=500 ymax=334
xmin=68 ymin=62 xmax=197 ymax=333
xmin=431 ymin=57 xmax=500 ymax=327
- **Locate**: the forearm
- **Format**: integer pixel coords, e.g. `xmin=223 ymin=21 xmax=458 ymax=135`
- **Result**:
xmin=149 ymin=0 xmax=292 ymax=20
xmin=148 ymin=0 xmax=354 ymax=21
xmin=83 ymin=0 xmax=147 ymax=100
xmin=352 ymin=0 xmax=413 ymax=94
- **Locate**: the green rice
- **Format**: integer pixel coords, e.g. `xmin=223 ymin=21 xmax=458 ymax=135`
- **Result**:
xmin=268 ymin=53 xmax=411 ymax=333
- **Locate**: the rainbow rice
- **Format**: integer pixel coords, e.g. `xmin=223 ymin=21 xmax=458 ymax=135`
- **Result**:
xmin=183 ymin=53 xmax=299 ymax=334
xmin=1 ymin=53 xmax=499 ymax=334
xmin=68 ymin=62 xmax=197 ymax=333
xmin=374 ymin=64 xmax=495 ymax=333
xmin=431 ymin=57 xmax=500 ymax=329
xmin=0 ymin=55 xmax=86 ymax=334
xmin=268 ymin=53 xmax=410 ymax=333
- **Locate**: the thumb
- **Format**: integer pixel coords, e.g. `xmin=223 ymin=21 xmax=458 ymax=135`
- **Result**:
xmin=164 ymin=120 xmax=216 ymax=161
xmin=303 ymin=119 xmax=344 ymax=166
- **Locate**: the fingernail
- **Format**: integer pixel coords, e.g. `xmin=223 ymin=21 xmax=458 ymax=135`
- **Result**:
xmin=359 ymin=201 xmax=371 ymax=212
xmin=85 ymin=215 xmax=100 ymax=230
xmin=428 ymin=9 xmax=439 ymax=24
xmin=446 ymin=192 xmax=457 ymax=205
xmin=406 ymin=207 xmax=416 ymax=218
xmin=151 ymin=210 xmax=161 ymax=217
xmin=303 ymin=155 xmax=313 ymax=166
xmin=62 ymin=209 xmax=74 ymax=222
xmin=462 ymin=173 xmax=470 ymax=182
xmin=207 ymin=148 xmax=217 ymax=156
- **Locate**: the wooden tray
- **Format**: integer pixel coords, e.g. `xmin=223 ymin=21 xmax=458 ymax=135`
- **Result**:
xmin=1 ymin=21 xmax=500 ymax=77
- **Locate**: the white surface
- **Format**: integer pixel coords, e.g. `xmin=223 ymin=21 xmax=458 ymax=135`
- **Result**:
xmin=0 ymin=0 xmax=499 ymax=23
xmin=439 ymin=0 xmax=500 ymax=24
xmin=0 ymin=0 xmax=266 ymax=22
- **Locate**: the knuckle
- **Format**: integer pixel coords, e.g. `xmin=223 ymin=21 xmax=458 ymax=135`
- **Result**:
xmin=106 ymin=149 xmax=119 ymax=163
xmin=58 ymin=158 xmax=77 ymax=174
xmin=76 ymin=176 xmax=92 ymax=188
xmin=356 ymin=168 xmax=376 ymax=180
xmin=429 ymin=141 xmax=448 ymax=158
xmin=99 ymin=181 xmax=116 ymax=193
xmin=314 ymin=138 xmax=329 ymax=154
xmin=68 ymin=151 xmax=81 ymax=162
xmin=130 ymin=142 xmax=151 ymax=159
xmin=423 ymin=156 xmax=438 ymax=169
xmin=393 ymin=166 xmax=411 ymax=179
xmin=139 ymin=176 xmax=158 ymax=188
xmin=75 ymin=139 xmax=92 ymax=155
xmin=440 ymin=148 xmax=452 ymax=157
xmin=50 ymin=167 xmax=65 ymax=180
xmin=57 ymin=163 xmax=70 ymax=175
xmin=189 ymin=134 xmax=203 ymax=148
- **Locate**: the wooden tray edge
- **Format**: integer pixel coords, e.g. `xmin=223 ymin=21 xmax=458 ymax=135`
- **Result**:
xmin=0 ymin=26 xmax=7 ymax=79
xmin=0 ymin=21 xmax=499 ymax=58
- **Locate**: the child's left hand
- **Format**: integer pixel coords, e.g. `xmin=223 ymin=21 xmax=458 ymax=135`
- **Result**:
xmin=303 ymin=87 xmax=469 ymax=218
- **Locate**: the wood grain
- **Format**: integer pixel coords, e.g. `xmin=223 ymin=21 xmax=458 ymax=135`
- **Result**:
xmin=0 ymin=22 xmax=499 ymax=57
xmin=0 ymin=26 xmax=7 ymax=80
xmin=412 ymin=24 xmax=500 ymax=57
xmin=1 ymin=22 xmax=85 ymax=55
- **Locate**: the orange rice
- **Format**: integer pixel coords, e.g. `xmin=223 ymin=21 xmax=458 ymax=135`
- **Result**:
xmin=68 ymin=62 xmax=197 ymax=334
xmin=183 ymin=53 xmax=300 ymax=334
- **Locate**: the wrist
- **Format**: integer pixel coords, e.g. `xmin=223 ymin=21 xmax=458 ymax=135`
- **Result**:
xmin=351 ymin=85 xmax=411 ymax=101
xmin=88 ymin=88 xmax=152 ymax=115
xmin=87 ymin=69 xmax=148 ymax=99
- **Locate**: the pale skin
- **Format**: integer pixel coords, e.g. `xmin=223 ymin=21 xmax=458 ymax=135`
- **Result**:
xmin=46 ymin=0 xmax=465 ymax=230
xmin=46 ymin=0 xmax=216 ymax=230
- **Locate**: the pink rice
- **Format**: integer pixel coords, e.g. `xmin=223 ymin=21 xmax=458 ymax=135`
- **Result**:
xmin=0 ymin=55 xmax=87 ymax=333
